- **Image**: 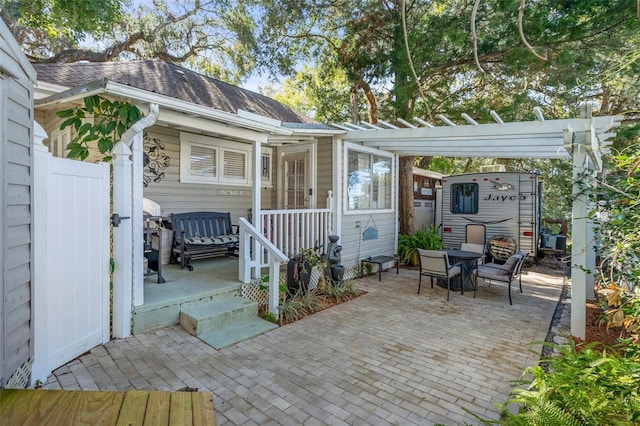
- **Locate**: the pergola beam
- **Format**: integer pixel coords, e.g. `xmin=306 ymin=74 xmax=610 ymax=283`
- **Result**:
xmin=332 ymin=111 xmax=623 ymax=340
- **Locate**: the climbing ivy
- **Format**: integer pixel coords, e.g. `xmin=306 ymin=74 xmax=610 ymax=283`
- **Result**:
xmin=57 ymin=95 xmax=144 ymax=161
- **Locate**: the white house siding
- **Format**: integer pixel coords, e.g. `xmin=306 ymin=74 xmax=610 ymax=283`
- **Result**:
xmin=141 ymin=126 xmax=275 ymax=223
xmin=1 ymin=21 xmax=35 ymax=387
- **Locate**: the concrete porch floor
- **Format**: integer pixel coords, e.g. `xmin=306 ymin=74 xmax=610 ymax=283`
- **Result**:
xmin=143 ymin=257 xmax=240 ymax=305
xmin=45 ymin=263 xmax=568 ymax=424
xmin=134 ymin=257 xmax=243 ymax=334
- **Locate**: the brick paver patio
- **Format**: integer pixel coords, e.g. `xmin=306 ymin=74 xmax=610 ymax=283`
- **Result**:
xmin=43 ymin=265 xmax=565 ymax=425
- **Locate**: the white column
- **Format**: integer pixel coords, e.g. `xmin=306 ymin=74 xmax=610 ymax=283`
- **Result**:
xmin=112 ymin=142 xmax=133 ymax=338
xmin=586 ymin=184 xmax=596 ymax=301
xmin=571 ymin=135 xmax=589 ymax=340
xmin=333 ymin=138 xmax=343 ymax=238
xmin=119 ymin=104 xmax=158 ymax=307
xmin=326 ymin=190 xmax=333 ymax=234
xmin=31 ymin=122 xmax=51 ymax=385
xmin=251 ymin=140 xmax=262 ymax=279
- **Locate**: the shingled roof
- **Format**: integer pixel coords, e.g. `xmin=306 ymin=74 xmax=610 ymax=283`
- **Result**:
xmin=33 ymin=59 xmax=316 ymax=125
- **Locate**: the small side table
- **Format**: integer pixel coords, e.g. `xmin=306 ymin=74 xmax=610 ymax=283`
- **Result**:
xmin=361 ymin=255 xmax=399 ymax=281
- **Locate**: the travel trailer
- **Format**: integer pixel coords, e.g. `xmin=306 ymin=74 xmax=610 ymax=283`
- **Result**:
xmin=439 ymin=171 xmax=541 ymax=260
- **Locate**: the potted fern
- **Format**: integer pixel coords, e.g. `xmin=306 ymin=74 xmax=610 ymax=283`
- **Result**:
xmin=397 ymin=226 xmax=443 ymax=266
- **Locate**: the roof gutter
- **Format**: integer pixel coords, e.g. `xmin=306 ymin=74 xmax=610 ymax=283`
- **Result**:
xmin=35 ymin=78 xmax=294 ymax=136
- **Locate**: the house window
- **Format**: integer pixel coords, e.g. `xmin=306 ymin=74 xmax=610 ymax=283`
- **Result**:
xmin=346 ymin=147 xmax=392 ymax=211
xmin=179 ymin=132 xmax=271 ymax=186
xmin=262 ymin=152 xmax=271 ymax=180
xmin=222 ymin=149 xmax=247 ymax=182
xmin=190 ymin=144 xmax=217 ymax=178
xmin=451 ymin=183 xmax=478 ymax=214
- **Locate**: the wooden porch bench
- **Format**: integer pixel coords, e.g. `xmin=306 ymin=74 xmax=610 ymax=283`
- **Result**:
xmin=0 ymin=389 xmax=216 ymax=425
xmin=170 ymin=212 xmax=239 ymax=271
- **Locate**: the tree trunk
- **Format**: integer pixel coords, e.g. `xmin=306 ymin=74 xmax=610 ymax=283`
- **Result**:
xmin=349 ymin=84 xmax=359 ymax=123
xmin=398 ymin=156 xmax=415 ymax=235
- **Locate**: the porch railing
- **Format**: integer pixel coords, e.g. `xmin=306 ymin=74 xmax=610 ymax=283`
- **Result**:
xmin=238 ymin=217 xmax=288 ymax=315
xmin=259 ymin=209 xmax=332 ymax=258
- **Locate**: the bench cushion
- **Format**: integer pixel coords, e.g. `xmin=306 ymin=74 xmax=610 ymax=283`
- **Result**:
xmin=184 ymin=235 xmax=239 ymax=246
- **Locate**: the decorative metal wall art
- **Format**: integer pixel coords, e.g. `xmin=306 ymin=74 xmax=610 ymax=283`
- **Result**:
xmin=143 ymin=132 xmax=170 ymax=187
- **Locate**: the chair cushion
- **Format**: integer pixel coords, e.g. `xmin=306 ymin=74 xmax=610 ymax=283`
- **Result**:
xmin=503 ymin=254 xmax=520 ymax=269
xmin=448 ymin=265 xmax=461 ymax=277
xmin=477 ymin=264 xmax=510 ymax=277
xmin=476 ymin=266 xmax=510 ymax=280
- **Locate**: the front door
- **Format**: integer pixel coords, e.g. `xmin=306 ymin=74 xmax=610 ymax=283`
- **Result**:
xmin=283 ymin=153 xmax=309 ymax=209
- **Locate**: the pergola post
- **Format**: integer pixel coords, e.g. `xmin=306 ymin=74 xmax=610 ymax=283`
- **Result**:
xmin=570 ymin=144 xmax=588 ymax=340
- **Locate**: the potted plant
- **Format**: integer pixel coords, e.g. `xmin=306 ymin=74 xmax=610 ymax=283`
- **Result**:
xmin=397 ymin=226 xmax=443 ymax=266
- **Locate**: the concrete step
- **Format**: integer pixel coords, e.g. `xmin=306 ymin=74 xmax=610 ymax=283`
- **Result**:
xmin=133 ymin=282 xmax=242 ymax=334
xmin=179 ymin=296 xmax=260 ymax=336
xmin=197 ymin=317 xmax=278 ymax=350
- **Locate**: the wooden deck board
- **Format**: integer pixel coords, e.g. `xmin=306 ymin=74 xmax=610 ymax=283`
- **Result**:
xmin=169 ymin=391 xmax=193 ymax=425
xmin=192 ymin=391 xmax=216 ymax=426
xmin=116 ymin=390 xmax=149 ymax=426
xmin=0 ymin=389 xmax=216 ymax=425
xmin=142 ymin=391 xmax=170 ymax=425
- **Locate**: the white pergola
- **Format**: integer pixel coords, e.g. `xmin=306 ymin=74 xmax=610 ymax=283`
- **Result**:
xmin=334 ymin=106 xmax=623 ymax=339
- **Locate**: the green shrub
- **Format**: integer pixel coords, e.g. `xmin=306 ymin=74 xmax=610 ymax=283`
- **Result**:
xmin=495 ymin=341 xmax=640 ymax=425
xmin=279 ymin=296 xmax=307 ymax=323
xmin=397 ymin=226 xmax=443 ymax=265
xmin=321 ymin=279 xmax=360 ymax=303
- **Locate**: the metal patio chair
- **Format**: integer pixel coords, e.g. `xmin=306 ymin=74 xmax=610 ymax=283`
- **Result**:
xmin=460 ymin=242 xmax=486 ymax=265
xmin=473 ymin=250 xmax=528 ymax=305
xmin=417 ymin=249 xmax=462 ymax=301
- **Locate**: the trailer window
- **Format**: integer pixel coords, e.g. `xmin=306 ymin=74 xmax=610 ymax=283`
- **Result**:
xmin=451 ymin=183 xmax=478 ymax=214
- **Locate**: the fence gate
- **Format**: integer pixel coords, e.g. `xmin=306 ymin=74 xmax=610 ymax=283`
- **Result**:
xmin=44 ymin=156 xmax=110 ymax=372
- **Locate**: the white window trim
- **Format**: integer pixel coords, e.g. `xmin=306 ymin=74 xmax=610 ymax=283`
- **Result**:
xmin=343 ymin=142 xmax=395 ymax=215
xmin=261 ymin=148 xmax=273 ymax=188
xmin=180 ymin=131 xmax=272 ymax=187
xmin=48 ymin=127 xmax=71 ymax=158
xmin=276 ymin=142 xmax=317 ymax=209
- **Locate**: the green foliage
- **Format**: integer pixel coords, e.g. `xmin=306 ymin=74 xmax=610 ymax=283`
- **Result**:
xmin=297 ymin=288 xmax=324 ymax=314
xmin=319 ymin=280 xmax=360 ymax=304
xmin=56 ymin=95 xmax=143 ymax=161
xmin=0 ymin=0 xmax=124 ymax=59
xmin=397 ymin=226 xmax=443 ymax=265
xmin=262 ymin=311 xmax=277 ymax=323
xmin=278 ymin=295 xmax=307 ymax=324
xmin=258 ymin=275 xmax=288 ymax=296
xmin=496 ymin=341 xmax=640 ymax=425
xmin=493 ymin=124 xmax=640 ymax=425
xmin=262 ymin=61 xmax=357 ymax=123
xmin=252 ymin=0 xmax=640 ymax=126
xmin=591 ymin=127 xmax=640 ymax=294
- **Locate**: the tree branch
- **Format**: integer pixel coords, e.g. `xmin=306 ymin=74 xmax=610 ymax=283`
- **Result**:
xmin=518 ymin=0 xmax=547 ymax=61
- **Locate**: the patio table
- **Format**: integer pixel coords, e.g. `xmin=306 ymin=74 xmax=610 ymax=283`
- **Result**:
xmin=360 ymin=255 xmax=399 ymax=281
xmin=445 ymin=249 xmax=482 ymax=294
